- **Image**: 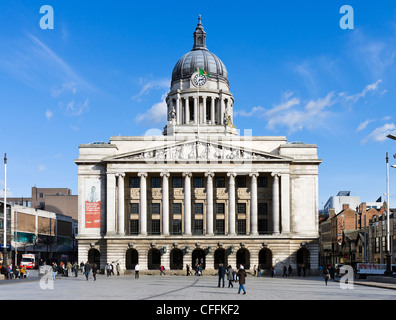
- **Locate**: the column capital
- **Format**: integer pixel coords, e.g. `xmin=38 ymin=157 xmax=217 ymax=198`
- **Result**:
xmin=182 ymin=172 xmax=192 ymax=178
xmin=227 ymin=172 xmax=237 ymax=178
xmin=160 ymin=172 xmax=170 ymax=178
xmin=138 ymin=172 xmax=148 ymax=178
xmin=116 ymin=172 xmax=125 ymax=178
xmin=249 ymin=172 xmax=259 ymax=178
xmin=205 ymin=171 xmax=215 ymax=178
xmin=271 ymin=172 xmax=281 ymax=178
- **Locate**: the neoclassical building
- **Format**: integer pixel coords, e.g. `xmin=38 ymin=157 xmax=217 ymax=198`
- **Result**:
xmin=75 ymin=16 xmax=322 ymax=274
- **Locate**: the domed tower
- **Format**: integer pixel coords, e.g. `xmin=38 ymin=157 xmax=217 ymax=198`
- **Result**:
xmin=164 ymin=15 xmax=237 ymax=136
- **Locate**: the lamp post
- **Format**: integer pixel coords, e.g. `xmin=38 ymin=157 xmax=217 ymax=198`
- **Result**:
xmin=3 ymin=153 xmax=7 ymax=266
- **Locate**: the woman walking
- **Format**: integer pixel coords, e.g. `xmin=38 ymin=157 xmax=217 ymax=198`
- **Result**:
xmin=237 ymin=265 xmax=246 ymax=295
xmin=227 ymin=265 xmax=234 ymax=288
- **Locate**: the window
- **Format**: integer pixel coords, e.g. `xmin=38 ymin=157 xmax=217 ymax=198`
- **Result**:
xmin=237 ymin=203 xmax=246 ymax=214
xmin=215 ymin=219 xmax=225 ymax=235
xmin=150 ymin=220 xmax=160 ymax=235
xmin=172 ymin=220 xmax=182 ymax=235
xmin=193 ymin=220 xmax=203 ymax=235
xmin=237 ymin=219 xmax=246 ymax=235
xmin=173 ymin=203 xmax=182 ymax=215
xmin=151 ymin=177 xmax=161 ymax=188
xmin=130 ymin=203 xmax=139 ymax=214
xmin=258 ymin=177 xmax=267 ymax=188
xmin=193 ymin=177 xmax=203 ymax=188
xmin=216 ymin=203 xmax=225 ymax=214
xmin=236 ymin=176 xmax=246 ymax=188
xmin=172 ymin=177 xmax=182 ymax=188
xmin=39 ymin=192 xmax=44 ymax=198
xmin=194 ymin=203 xmax=203 ymax=214
xmin=129 ymin=220 xmax=139 ymax=235
xmin=215 ymin=177 xmax=225 ymax=188
xmin=258 ymin=219 xmax=269 ymax=234
xmin=258 ymin=203 xmax=268 ymax=215
xmin=129 ymin=177 xmax=139 ymax=188
xmin=151 ymin=203 xmax=160 ymax=214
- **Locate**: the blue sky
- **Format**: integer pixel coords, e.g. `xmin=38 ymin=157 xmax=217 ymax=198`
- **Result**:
xmin=1 ymin=0 xmax=396 ymax=209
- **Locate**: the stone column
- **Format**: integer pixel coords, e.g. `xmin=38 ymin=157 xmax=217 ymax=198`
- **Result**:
xmin=272 ymin=173 xmax=280 ymax=234
xmin=161 ymin=172 xmax=170 ymax=236
xmin=203 ymin=96 xmax=207 ymax=124
xmin=220 ymin=93 xmax=224 ymax=125
xmin=176 ymin=93 xmax=181 ymax=125
xmin=138 ymin=172 xmax=148 ymax=236
xmin=106 ymin=173 xmax=116 ymax=235
xmin=249 ymin=172 xmax=259 ymax=236
xmin=116 ymin=173 xmax=125 ymax=235
xmin=227 ymin=172 xmax=237 ymax=236
xmin=183 ymin=172 xmax=192 ymax=235
xmin=185 ymin=97 xmax=189 ymax=124
xmin=211 ymin=97 xmax=215 ymax=124
xmin=194 ymin=96 xmax=198 ymax=124
xmin=205 ymin=171 xmax=214 ymax=236
xmin=281 ymin=173 xmax=290 ymax=234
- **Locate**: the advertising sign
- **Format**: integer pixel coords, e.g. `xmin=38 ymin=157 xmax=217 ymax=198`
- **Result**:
xmin=85 ymin=180 xmax=101 ymax=228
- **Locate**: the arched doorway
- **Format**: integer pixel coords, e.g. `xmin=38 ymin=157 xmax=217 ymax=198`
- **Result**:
xmin=148 ymin=248 xmax=161 ymax=270
xmin=258 ymin=248 xmax=272 ymax=270
xmin=170 ymin=248 xmax=183 ymax=270
xmin=236 ymin=248 xmax=250 ymax=269
xmin=297 ymin=247 xmax=310 ymax=268
xmin=125 ymin=248 xmax=139 ymax=270
xmin=88 ymin=248 xmax=100 ymax=269
xmin=192 ymin=248 xmax=205 ymax=270
xmin=214 ymin=248 xmax=227 ymax=269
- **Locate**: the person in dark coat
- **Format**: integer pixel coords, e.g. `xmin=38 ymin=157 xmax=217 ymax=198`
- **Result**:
xmin=227 ymin=265 xmax=234 ymax=288
xmin=217 ymin=263 xmax=226 ymax=287
xmin=92 ymin=263 xmax=98 ymax=281
xmin=237 ymin=265 xmax=247 ymax=295
xmin=84 ymin=261 xmax=91 ymax=280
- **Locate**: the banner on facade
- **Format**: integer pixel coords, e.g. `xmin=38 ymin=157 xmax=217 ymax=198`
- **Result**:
xmin=85 ymin=180 xmax=101 ymax=228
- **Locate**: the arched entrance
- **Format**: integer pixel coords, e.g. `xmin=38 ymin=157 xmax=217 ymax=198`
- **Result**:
xmin=192 ymin=248 xmax=205 ymax=270
xmin=236 ymin=248 xmax=250 ymax=269
xmin=125 ymin=248 xmax=139 ymax=270
xmin=170 ymin=248 xmax=183 ymax=270
xmin=88 ymin=248 xmax=100 ymax=269
xmin=297 ymin=247 xmax=310 ymax=268
xmin=214 ymin=248 xmax=227 ymax=269
xmin=148 ymin=248 xmax=161 ymax=270
xmin=258 ymin=248 xmax=272 ymax=269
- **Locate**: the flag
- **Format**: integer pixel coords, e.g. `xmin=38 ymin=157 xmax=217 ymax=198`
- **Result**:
xmin=199 ymin=68 xmax=209 ymax=77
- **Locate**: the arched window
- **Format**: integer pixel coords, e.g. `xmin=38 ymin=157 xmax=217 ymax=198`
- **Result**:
xmin=170 ymin=248 xmax=183 ymax=270
xmin=148 ymin=248 xmax=161 ymax=270
xmin=126 ymin=248 xmax=139 ymax=270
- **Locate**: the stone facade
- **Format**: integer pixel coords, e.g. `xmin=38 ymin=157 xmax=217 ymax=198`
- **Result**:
xmin=74 ymin=16 xmax=322 ymax=275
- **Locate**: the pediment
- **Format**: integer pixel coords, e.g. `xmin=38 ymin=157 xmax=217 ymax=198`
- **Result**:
xmin=104 ymin=138 xmax=293 ymax=163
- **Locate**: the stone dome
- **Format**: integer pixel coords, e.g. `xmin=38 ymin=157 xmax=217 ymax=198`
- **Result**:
xmin=171 ymin=15 xmax=228 ymax=85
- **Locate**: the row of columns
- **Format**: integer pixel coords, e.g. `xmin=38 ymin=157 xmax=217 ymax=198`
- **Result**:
xmin=170 ymin=93 xmax=232 ymax=126
xmin=107 ymin=171 xmax=290 ymax=236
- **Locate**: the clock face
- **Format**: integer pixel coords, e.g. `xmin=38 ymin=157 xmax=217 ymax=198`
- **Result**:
xmin=193 ymin=74 xmax=206 ymax=86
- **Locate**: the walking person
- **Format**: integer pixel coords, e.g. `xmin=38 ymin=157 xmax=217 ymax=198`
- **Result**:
xmin=257 ymin=264 xmax=261 ymax=277
xmin=92 ymin=263 xmax=98 ymax=281
xmin=186 ymin=264 xmax=191 ymax=276
xmin=323 ymin=266 xmax=330 ymax=286
xmin=52 ymin=262 xmax=57 ymax=281
xmin=217 ymin=263 xmax=225 ymax=288
xmin=227 ymin=265 xmax=234 ymax=288
xmin=288 ymin=264 xmax=292 ymax=277
xmin=237 ymin=265 xmax=247 ymax=295
xmin=160 ymin=265 xmax=166 ymax=276
xmin=135 ymin=263 xmax=139 ymax=279
xmin=116 ymin=263 xmax=121 ymax=276
xmin=84 ymin=261 xmax=91 ymax=280
xmin=73 ymin=261 xmax=79 ymax=277
xmin=283 ymin=265 xmax=287 ymax=277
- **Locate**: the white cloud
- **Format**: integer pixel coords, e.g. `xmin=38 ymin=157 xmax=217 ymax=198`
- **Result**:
xmin=60 ymin=98 xmax=89 ymax=116
xmin=51 ymin=82 xmax=77 ymax=97
xmin=132 ymin=78 xmax=170 ymax=101
xmin=45 ymin=110 xmax=53 ymax=120
xmin=356 ymin=119 xmax=374 ymax=132
xmin=344 ymin=79 xmax=383 ymax=103
xmin=135 ymin=93 xmax=168 ymax=125
xmin=361 ymin=123 xmax=396 ymax=144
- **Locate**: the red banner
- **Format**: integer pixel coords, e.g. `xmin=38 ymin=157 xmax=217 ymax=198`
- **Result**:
xmin=85 ymin=201 xmax=101 ymax=228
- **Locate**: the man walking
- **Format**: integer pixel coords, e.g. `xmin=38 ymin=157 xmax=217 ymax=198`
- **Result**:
xmin=84 ymin=261 xmax=91 ymax=280
xmin=135 ymin=263 xmax=139 ymax=279
xmin=217 ymin=263 xmax=225 ymax=288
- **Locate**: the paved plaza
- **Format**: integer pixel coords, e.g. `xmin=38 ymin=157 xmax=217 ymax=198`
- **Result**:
xmin=1 ymin=271 xmax=396 ymax=301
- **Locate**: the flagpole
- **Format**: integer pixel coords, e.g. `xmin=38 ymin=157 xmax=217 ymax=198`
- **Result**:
xmin=197 ymin=68 xmax=200 ymax=137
